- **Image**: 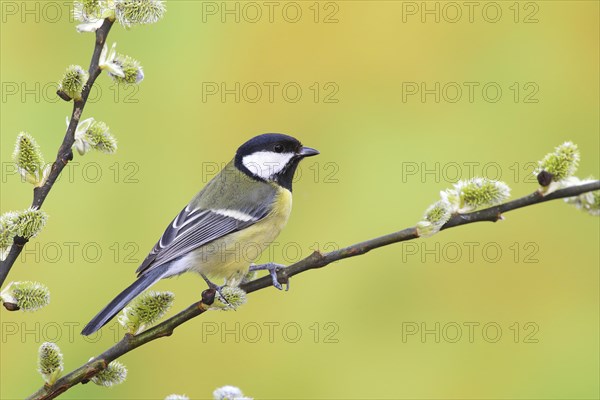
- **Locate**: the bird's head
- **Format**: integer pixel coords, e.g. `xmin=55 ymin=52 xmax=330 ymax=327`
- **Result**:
xmin=234 ymin=133 xmax=319 ymax=191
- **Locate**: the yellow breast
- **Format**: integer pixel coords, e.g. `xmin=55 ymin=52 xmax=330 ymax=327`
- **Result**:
xmin=189 ymin=187 xmax=293 ymax=282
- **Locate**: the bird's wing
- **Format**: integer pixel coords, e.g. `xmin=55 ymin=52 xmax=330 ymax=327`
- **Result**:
xmin=136 ymin=203 xmax=271 ymax=276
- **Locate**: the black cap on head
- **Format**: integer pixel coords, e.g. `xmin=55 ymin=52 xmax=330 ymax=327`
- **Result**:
xmin=236 ymin=133 xmax=303 ymax=157
xmin=234 ymin=133 xmax=319 ymax=191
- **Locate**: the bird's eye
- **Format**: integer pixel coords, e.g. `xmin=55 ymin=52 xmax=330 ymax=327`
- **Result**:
xmin=273 ymin=144 xmax=284 ymax=153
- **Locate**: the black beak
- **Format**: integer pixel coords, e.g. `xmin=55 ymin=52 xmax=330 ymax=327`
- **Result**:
xmin=298 ymin=146 xmax=319 ymax=157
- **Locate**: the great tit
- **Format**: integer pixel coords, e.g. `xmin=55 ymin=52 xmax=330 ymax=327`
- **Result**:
xmin=82 ymin=133 xmax=319 ymax=335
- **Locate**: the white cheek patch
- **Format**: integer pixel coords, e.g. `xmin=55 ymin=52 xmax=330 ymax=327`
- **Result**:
xmin=242 ymin=151 xmax=295 ymax=179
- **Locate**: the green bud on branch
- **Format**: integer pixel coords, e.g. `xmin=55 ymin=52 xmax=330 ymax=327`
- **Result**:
xmin=0 ymin=209 xmax=48 ymax=260
xmin=72 ymin=117 xmax=118 ymax=155
xmin=445 ymin=178 xmax=511 ymax=212
xmin=118 ymin=291 xmax=174 ymax=334
xmin=562 ymin=177 xmax=600 ymax=216
xmin=418 ymin=178 xmax=511 ymax=237
xmin=91 ymin=360 xmax=127 ymax=387
xmin=416 ymin=200 xmax=452 ymax=238
xmin=0 ymin=212 xmax=18 ymax=261
xmin=57 ymin=65 xmax=89 ymax=101
xmin=74 ymin=0 xmax=116 ymax=32
xmin=38 ymin=342 xmax=63 ymax=385
xmin=13 ymin=208 xmax=48 ymax=239
xmin=535 ymin=141 xmax=580 ymax=193
xmin=210 ymin=286 xmax=247 ymax=311
xmin=1 ymin=281 xmax=50 ymax=312
xmin=115 ymin=0 xmax=166 ymax=27
xmin=74 ymin=0 xmax=102 ymax=19
xmin=110 ymin=54 xmax=144 ymax=84
xmin=13 ymin=133 xmax=49 ymax=187
xmin=213 ymin=386 xmax=253 ymax=400
xmin=99 ymin=42 xmax=144 ymax=84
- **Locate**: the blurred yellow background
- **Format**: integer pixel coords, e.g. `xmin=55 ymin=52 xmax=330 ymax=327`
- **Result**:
xmin=1 ymin=1 xmax=599 ymax=399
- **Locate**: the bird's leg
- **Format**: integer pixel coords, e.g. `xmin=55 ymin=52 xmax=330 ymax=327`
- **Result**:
xmin=249 ymin=263 xmax=288 ymax=291
xmin=200 ymin=273 xmax=230 ymax=305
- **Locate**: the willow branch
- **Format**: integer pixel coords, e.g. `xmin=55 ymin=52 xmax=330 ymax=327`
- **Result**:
xmin=26 ymin=180 xmax=599 ymax=400
xmin=0 ymin=19 xmax=115 ymax=288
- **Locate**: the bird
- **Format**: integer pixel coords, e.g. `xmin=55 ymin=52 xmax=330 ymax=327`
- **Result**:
xmin=81 ymin=133 xmax=319 ymax=335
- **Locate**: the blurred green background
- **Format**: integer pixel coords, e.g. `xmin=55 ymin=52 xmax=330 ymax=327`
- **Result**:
xmin=1 ymin=1 xmax=599 ymax=399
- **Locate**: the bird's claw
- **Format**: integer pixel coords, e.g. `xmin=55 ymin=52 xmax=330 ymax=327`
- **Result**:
xmin=200 ymin=273 xmax=231 ymax=305
xmin=249 ymin=263 xmax=289 ymax=291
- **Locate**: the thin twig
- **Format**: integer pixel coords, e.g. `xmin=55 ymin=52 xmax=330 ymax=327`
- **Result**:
xmin=0 ymin=19 xmax=115 ymax=288
xmin=26 ymin=181 xmax=599 ymax=400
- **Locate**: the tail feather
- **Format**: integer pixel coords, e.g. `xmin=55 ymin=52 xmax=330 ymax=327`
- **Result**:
xmin=81 ymin=266 xmax=168 ymax=336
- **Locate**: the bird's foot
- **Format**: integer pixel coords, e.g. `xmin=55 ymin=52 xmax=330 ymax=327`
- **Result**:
xmin=200 ymin=273 xmax=230 ymax=305
xmin=249 ymin=263 xmax=289 ymax=291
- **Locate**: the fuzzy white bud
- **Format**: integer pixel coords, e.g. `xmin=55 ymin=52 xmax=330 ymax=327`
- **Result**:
xmin=213 ymin=386 xmax=252 ymax=400
xmin=118 ymin=291 xmax=174 ymax=334
xmin=13 ymin=133 xmax=49 ymax=186
xmin=1 ymin=281 xmax=50 ymax=312
xmin=416 ymin=200 xmax=452 ymax=237
xmin=210 ymin=286 xmax=247 ymax=311
xmin=115 ymin=0 xmax=166 ymax=27
xmin=38 ymin=342 xmax=63 ymax=385
xmin=91 ymin=360 xmax=128 ymax=387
